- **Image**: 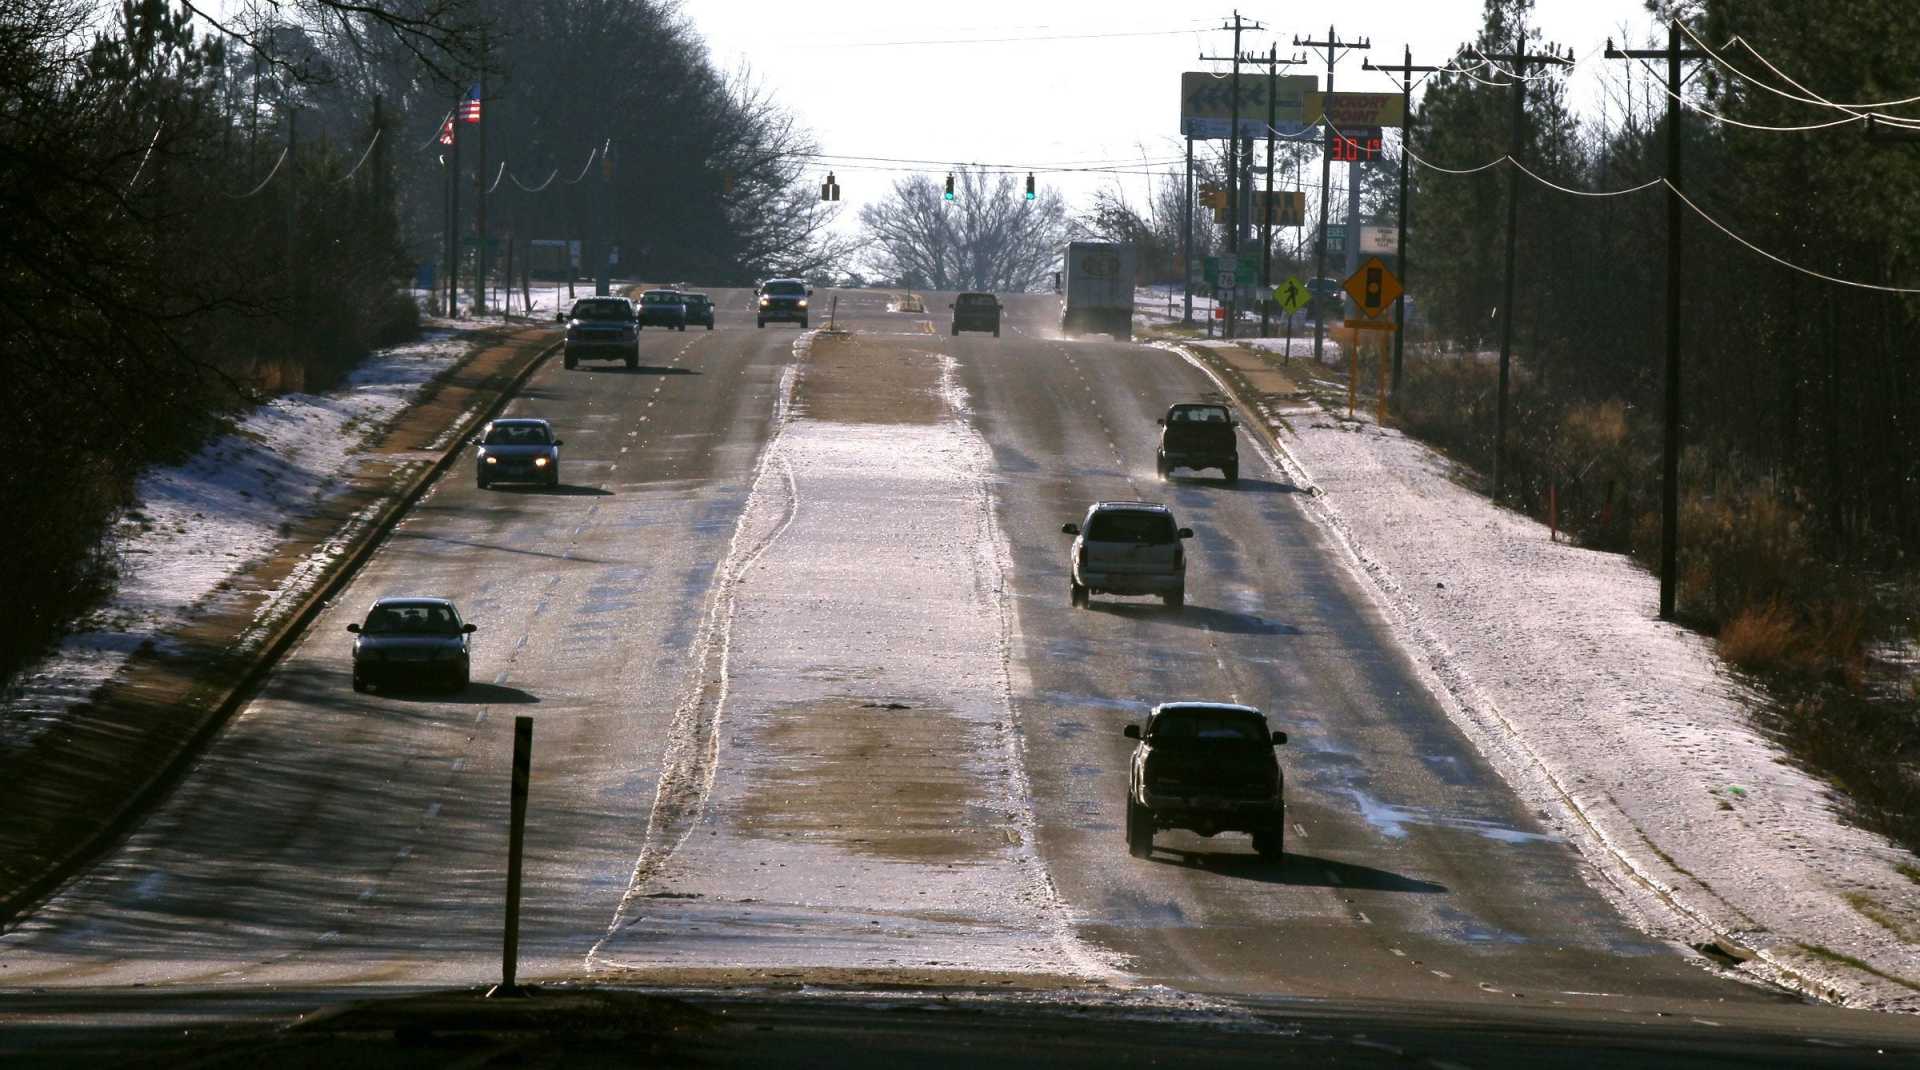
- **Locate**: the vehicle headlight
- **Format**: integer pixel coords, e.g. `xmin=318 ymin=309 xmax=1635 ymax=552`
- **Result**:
xmin=569 ymin=319 xmax=580 ymax=327
xmin=485 ymin=456 xmax=498 ymax=464
xmin=534 ymin=456 xmax=549 ymax=467
xmin=797 ymin=299 xmax=808 ymax=308
xmin=759 ymin=297 xmax=770 ymax=306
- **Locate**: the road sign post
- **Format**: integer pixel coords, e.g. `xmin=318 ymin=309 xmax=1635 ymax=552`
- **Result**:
xmin=490 ymin=715 xmax=533 ymax=998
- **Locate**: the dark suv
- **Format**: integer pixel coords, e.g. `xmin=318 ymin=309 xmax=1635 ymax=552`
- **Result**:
xmin=950 ymin=292 xmax=1001 ymax=337
xmin=1156 ymin=402 xmax=1238 ymax=483
xmin=681 ymin=292 xmax=715 ymax=329
xmin=756 ymin=278 xmax=810 ymax=328
xmin=637 ymin=289 xmax=688 ymax=331
xmin=1123 ymin=702 xmax=1287 ymax=860
xmin=559 ymin=297 xmax=638 ymax=369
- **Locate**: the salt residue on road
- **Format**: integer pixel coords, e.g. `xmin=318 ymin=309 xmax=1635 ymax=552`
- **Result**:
xmin=592 ymin=351 xmax=1114 ymax=982
xmin=0 ymin=331 xmax=473 ymax=754
xmin=1178 ymin=344 xmax=1920 ymax=1010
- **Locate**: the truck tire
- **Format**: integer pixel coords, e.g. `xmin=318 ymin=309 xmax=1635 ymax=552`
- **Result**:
xmin=1163 ymin=586 xmax=1184 ymax=612
xmin=626 ymin=353 xmax=639 ymax=369
xmin=992 ymin=326 xmax=1000 ymax=338
xmin=952 ymin=324 xmax=960 ymax=336
xmin=563 ymin=352 xmax=578 ymax=370
xmin=757 ymin=318 xmax=765 ymax=328
xmin=1126 ymin=799 xmax=1153 ymax=858
xmin=1223 ymin=459 xmax=1239 ymax=485
xmin=1251 ymin=827 xmax=1284 ymax=860
xmin=1070 ymin=581 xmax=1089 ymax=608
xmin=1155 ymin=453 xmax=1169 ymax=480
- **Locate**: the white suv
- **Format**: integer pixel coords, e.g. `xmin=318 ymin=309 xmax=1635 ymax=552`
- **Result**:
xmin=1061 ymin=501 xmax=1193 ymax=611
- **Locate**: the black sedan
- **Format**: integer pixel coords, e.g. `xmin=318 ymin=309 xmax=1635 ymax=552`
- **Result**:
xmin=347 ymin=597 xmax=476 ymax=693
xmin=474 ymin=417 xmax=562 ymax=489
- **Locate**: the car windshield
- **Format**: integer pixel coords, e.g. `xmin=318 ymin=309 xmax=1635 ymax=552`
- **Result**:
xmin=1084 ymin=510 xmax=1176 ymax=544
xmin=685 ymin=295 xmax=709 ymax=306
xmin=763 ymin=281 xmax=805 ymax=295
xmin=483 ymin=423 xmax=550 ymax=446
xmin=1149 ymin=711 xmax=1266 ymax=744
xmin=362 ymin=603 xmax=460 ymax=635
xmin=1169 ymin=406 xmax=1230 ymax=424
xmin=958 ymin=293 xmax=995 ymax=306
xmin=643 ymin=292 xmax=680 ymax=304
xmin=571 ymin=300 xmax=630 ymax=320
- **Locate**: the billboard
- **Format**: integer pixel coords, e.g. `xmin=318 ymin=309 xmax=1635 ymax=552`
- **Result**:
xmin=1180 ymin=72 xmax=1317 ymax=139
xmin=1303 ymin=91 xmax=1406 ymax=131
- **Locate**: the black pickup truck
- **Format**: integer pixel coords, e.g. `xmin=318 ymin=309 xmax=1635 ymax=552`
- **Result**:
xmin=1155 ymin=402 xmax=1239 ymax=483
xmin=1123 ymin=702 xmax=1287 ymax=860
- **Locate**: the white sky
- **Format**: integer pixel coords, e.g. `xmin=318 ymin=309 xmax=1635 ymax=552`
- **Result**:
xmin=683 ymin=1 xmax=1664 ymax=234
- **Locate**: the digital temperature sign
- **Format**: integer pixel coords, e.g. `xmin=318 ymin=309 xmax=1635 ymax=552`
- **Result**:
xmin=1328 ymin=127 xmax=1385 ymax=163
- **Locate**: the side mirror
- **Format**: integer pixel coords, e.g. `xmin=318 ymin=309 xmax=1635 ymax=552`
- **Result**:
xmin=1178 ymin=527 xmax=1194 ymax=539
xmin=555 ymin=311 xmax=567 ymax=322
xmin=1061 ymin=522 xmax=1080 ymax=536
xmin=1271 ymin=730 xmax=1288 ymax=746
xmin=1155 ymin=418 xmax=1165 ymax=426
xmin=948 ymin=303 xmax=955 ymax=310
xmin=346 ymin=623 xmax=361 ymax=633
xmin=462 ymin=623 xmax=478 ymax=634
xmin=808 ymin=288 xmax=815 ymax=296
xmin=1123 ymin=724 xmax=1141 ymax=739
xmin=551 ymin=439 xmax=564 ymax=447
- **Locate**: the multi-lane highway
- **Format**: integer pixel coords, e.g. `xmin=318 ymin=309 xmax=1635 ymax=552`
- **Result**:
xmin=2 ymin=287 xmax=1915 ymax=1059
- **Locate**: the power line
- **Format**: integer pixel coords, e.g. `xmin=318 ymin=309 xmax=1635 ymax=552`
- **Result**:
xmin=333 ymin=128 xmax=382 ymax=185
xmin=225 ymin=145 xmax=287 ymax=199
xmin=1620 ymin=55 xmax=1863 ymax=132
xmin=786 ymin=26 xmax=1206 ymax=49
xmin=1672 ymin=20 xmax=1920 ymax=114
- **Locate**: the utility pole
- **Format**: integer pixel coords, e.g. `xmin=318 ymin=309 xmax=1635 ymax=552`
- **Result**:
xmin=1606 ymin=25 xmax=1702 ymax=622
xmin=474 ymin=40 xmax=489 ymax=315
xmin=1483 ymin=25 xmax=1571 ymax=502
xmin=448 ymin=111 xmax=461 ymax=315
xmin=1200 ymin=10 xmax=1263 ymax=338
xmin=1364 ymin=46 xmax=1441 ymax=397
xmin=1293 ymin=26 xmax=1369 ymax=364
xmin=1259 ymin=44 xmax=1307 ymax=337
xmin=1183 ymin=135 xmax=1194 ymax=324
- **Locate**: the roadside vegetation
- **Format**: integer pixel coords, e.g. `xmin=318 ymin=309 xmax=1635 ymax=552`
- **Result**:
xmin=0 ymin=0 xmax=839 ymax=689
xmin=1389 ymin=0 xmax=1920 ymax=854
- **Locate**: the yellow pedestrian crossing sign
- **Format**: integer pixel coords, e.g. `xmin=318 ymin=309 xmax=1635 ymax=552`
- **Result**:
xmin=1274 ymin=275 xmax=1309 ymax=313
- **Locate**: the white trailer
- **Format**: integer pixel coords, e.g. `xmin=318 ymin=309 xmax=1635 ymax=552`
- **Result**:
xmin=1060 ymin=242 xmax=1136 ymax=340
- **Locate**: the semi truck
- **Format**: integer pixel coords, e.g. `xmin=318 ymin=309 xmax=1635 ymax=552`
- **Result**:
xmin=1059 ymin=241 xmax=1135 ymax=340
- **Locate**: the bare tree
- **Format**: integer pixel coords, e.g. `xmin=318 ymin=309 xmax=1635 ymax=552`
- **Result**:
xmin=858 ymin=166 xmax=1070 ymax=292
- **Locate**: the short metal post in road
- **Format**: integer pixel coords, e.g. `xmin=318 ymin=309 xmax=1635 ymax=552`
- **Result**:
xmin=489 ymin=715 xmax=533 ymax=998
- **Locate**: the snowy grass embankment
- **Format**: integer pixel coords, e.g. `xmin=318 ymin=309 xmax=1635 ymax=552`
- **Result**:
xmin=1174 ymin=341 xmax=1920 ymax=1012
xmin=0 ymin=330 xmax=473 ymax=754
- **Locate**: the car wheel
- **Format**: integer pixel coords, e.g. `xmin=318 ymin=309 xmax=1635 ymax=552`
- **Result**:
xmin=800 ymin=318 xmax=809 ymax=329
xmin=757 ymin=319 xmax=765 ymax=328
xmin=626 ymin=354 xmax=638 ymax=369
xmin=477 ymin=475 xmax=490 ymax=490
xmin=1070 ymin=581 xmax=1089 ymax=609
xmin=1126 ymin=799 xmax=1153 ymax=858
xmin=1251 ymin=827 xmax=1284 ymax=860
xmin=1224 ymin=460 xmax=1239 ymax=485
xmin=993 ymin=327 xmax=1000 ymax=338
xmin=1164 ymin=587 xmax=1184 ymax=612
xmin=706 ymin=323 xmax=714 ymax=330
xmin=563 ymin=353 xmax=577 ymax=369
xmin=547 ymin=467 xmax=560 ymax=488
xmin=447 ymin=667 xmax=468 ymax=693
xmin=351 ymin=674 xmax=368 ymax=693
xmin=952 ymin=325 xmax=960 ymax=336
xmin=1155 ymin=454 xmax=1168 ymax=481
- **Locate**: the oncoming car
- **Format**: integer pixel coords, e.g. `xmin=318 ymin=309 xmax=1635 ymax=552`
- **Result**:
xmin=347 ymin=597 xmax=477 ymax=693
xmin=559 ymin=296 xmax=638 ymax=370
xmin=756 ymin=278 xmax=810 ymax=328
xmin=474 ymin=417 xmax=562 ymax=489
xmin=1123 ymin=702 xmax=1288 ymax=860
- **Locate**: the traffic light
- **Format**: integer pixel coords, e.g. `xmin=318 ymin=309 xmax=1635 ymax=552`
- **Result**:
xmin=819 ymin=171 xmax=839 ymax=201
xmin=1024 ymin=173 xmax=1035 ymax=201
xmin=944 ymin=173 xmax=955 ymax=201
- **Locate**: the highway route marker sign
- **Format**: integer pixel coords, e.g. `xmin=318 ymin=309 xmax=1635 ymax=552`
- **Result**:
xmin=1217 ymin=270 xmax=1237 ymax=290
xmin=1343 ymin=256 xmax=1403 ymax=321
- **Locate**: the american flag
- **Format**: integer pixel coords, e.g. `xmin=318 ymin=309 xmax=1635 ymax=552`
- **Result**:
xmin=437 ymin=113 xmax=455 ymax=145
xmin=459 ymin=85 xmax=481 ymax=124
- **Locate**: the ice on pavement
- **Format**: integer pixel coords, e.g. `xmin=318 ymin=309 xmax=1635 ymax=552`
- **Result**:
xmin=0 ymin=332 xmax=471 ymax=755
xmin=1185 ymin=345 xmax=1920 ymax=1010
xmin=592 ymin=356 xmax=1113 ymax=980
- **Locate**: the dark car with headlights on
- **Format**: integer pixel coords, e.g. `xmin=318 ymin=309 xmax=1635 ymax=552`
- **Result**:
xmin=756 ymin=278 xmax=810 ymax=328
xmin=474 ymin=417 xmax=562 ymax=489
xmin=1123 ymin=702 xmax=1287 ymax=860
xmin=348 ymin=597 xmax=476 ymax=693
xmin=637 ymin=289 xmax=688 ymax=331
xmin=681 ymin=292 xmax=715 ymax=329
xmin=559 ymin=296 xmax=638 ymax=370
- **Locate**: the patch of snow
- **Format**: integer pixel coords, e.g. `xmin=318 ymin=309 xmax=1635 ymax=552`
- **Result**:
xmin=1168 ymin=343 xmax=1920 ymax=1011
xmin=0 ymin=331 xmax=474 ymax=754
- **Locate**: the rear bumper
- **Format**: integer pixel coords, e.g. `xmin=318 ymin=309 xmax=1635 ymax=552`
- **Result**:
xmin=1140 ymin=792 xmax=1282 ymax=832
xmin=565 ymin=340 xmax=634 ymax=356
xmin=954 ymin=317 xmax=999 ymax=332
xmin=1077 ymin=569 xmax=1182 ymax=595
xmin=1161 ymin=450 xmax=1236 ymax=468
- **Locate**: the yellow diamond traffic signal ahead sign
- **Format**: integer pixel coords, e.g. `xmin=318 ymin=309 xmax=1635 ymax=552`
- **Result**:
xmin=1343 ymin=256 xmax=1403 ymax=320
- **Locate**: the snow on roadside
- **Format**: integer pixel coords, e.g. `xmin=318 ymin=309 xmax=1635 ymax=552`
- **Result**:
xmin=0 ymin=331 xmax=475 ymax=753
xmin=1173 ymin=343 xmax=1920 ymax=1011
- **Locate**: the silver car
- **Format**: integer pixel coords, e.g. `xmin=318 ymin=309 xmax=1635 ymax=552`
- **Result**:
xmin=1062 ymin=501 xmax=1194 ymax=611
xmin=474 ymin=417 xmax=562 ymax=489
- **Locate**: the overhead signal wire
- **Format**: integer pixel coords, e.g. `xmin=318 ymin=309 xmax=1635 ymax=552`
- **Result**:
xmin=1671 ymin=20 xmax=1920 ymax=116
xmin=484 ymin=160 xmax=506 ymax=194
xmin=1401 ymin=146 xmax=1920 ymax=293
xmin=332 ymin=128 xmax=381 ymax=184
xmin=559 ymin=147 xmax=599 ymax=184
xmin=225 ymin=144 xmax=288 ymax=198
xmin=1620 ymin=55 xmax=1863 ymax=132
xmin=509 ymin=168 xmax=559 ymax=193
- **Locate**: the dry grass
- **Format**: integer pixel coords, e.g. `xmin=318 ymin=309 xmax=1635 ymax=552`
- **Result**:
xmin=1719 ymin=602 xmax=1798 ymax=672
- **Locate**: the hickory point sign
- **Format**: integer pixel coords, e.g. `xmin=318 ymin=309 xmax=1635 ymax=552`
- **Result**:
xmin=1180 ymin=72 xmax=1317 ymax=140
xmin=1304 ymin=91 xmax=1406 ymax=131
